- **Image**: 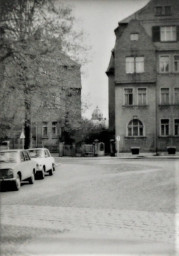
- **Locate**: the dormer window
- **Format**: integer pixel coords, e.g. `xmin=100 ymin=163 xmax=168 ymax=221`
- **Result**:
xmin=155 ymin=6 xmax=162 ymax=16
xmin=130 ymin=33 xmax=139 ymax=41
xmin=165 ymin=6 xmax=171 ymax=16
xmin=155 ymin=6 xmax=171 ymax=16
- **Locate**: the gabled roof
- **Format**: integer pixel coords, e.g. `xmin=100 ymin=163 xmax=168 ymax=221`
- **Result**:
xmin=106 ymin=51 xmax=114 ymax=75
xmin=119 ymin=0 xmax=151 ymax=24
xmin=41 ymin=49 xmax=80 ymax=67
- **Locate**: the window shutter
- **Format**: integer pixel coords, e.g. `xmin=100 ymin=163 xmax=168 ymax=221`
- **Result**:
xmin=177 ymin=26 xmax=179 ymax=41
xmin=152 ymin=26 xmax=160 ymax=42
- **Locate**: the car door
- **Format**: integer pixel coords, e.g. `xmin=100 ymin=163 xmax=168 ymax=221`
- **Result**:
xmin=22 ymin=151 xmax=33 ymax=179
xmin=19 ymin=151 xmax=27 ymax=180
xmin=48 ymin=150 xmax=54 ymax=167
xmin=44 ymin=149 xmax=51 ymax=171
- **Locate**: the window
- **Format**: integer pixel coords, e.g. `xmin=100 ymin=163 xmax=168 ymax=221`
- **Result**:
xmin=20 ymin=152 xmax=25 ymax=162
xmin=136 ymin=57 xmax=144 ymax=73
xmin=124 ymin=88 xmax=133 ymax=105
xmin=160 ymin=26 xmax=176 ymax=41
xmin=52 ymin=121 xmax=57 ymax=136
xmin=130 ymin=33 xmax=139 ymax=41
xmin=23 ymin=151 xmax=30 ymax=161
xmin=161 ymin=119 xmax=169 ymax=136
xmin=161 ymin=88 xmax=169 ymax=104
xmin=126 ymin=57 xmax=134 ymax=73
xmin=155 ymin=6 xmax=171 ymax=16
xmin=155 ymin=6 xmax=162 ymax=15
xmin=159 ymin=56 xmax=169 ymax=73
xmin=165 ymin=6 xmax=171 ymax=16
xmin=174 ymin=56 xmax=179 ymax=72
xmin=128 ymin=119 xmax=144 ymax=137
xmin=42 ymin=122 xmax=48 ymax=137
xmin=174 ymin=88 xmax=179 ymax=104
xmin=174 ymin=119 xmax=179 ymax=136
xmin=153 ymin=26 xmax=178 ymax=42
xmin=126 ymin=57 xmax=144 ymax=74
xmin=138 ymin=88 xmax=147 ymax=105
xmin=45 ymin=150 xmax=50 ymax=158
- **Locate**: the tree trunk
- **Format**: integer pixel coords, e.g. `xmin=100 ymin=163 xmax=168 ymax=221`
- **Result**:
xmin=24 ymin=90 xmax=31 ymax=149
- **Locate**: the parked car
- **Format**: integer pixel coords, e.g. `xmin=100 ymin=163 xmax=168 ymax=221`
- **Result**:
xmin=0 ymin=149 xmax=36 ymax=191
xmin=27 ymin=148 xmax=55 ymax=179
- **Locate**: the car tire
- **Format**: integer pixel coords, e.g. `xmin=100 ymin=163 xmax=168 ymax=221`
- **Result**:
xmin=40 ymin=168 xmax=45 ymax=179
xmin=52 ymin=164 xmax=55 ymax=172
xmin=14 ymin=174 xmax=21 ymax=191
xmin=49 ymin=167 xmax=54 ymax=176
xmin=28 ymin=173 xmax=35 ymax=184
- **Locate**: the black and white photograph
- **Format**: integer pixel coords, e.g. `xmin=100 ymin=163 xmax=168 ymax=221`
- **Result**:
xmin=0 ymin=0 xmax=179 ymax=255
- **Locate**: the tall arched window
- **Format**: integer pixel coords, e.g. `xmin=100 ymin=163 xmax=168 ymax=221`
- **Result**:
xmin=128 ymin=119 xmax=144 ymax=136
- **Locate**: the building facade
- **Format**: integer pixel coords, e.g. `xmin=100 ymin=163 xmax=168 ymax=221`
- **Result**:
xmin=106 ymin=0 xmax=179 ymax=152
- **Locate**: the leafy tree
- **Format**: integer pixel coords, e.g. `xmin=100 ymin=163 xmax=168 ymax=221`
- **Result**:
xmin=0 ymin=0 xmax=86 ymax=148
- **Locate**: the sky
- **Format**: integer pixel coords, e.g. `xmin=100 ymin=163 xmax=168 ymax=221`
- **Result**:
xmin=65 ymin=0 xmax=150 ymax=120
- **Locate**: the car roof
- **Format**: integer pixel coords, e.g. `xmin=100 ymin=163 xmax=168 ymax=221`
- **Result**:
xmin=0 ymin=149 xmax=25 ymax=152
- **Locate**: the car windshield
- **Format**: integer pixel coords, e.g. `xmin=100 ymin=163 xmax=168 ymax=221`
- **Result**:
xmin=0 ymin=151 xmax=18 ymax=163
xmin=28 ymin=149 xmax=44 ymax=158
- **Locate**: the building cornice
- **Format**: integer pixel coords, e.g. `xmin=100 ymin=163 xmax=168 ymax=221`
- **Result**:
xmin=115 ymin=80 xmax=156 ymax=85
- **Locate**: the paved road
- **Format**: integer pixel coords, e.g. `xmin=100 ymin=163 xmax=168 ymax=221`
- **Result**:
xmin=1 ymin=158 xmax=179 ymax=255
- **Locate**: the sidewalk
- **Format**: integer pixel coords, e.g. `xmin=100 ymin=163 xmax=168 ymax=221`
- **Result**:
xmin=52 ymin=152 xmax=179 ymax=160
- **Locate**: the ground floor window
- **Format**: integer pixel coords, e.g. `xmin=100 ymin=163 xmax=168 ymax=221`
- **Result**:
xmin=174 ymin=119 xmax=179 ymax=136
xmin=52 ymin=121 xmax=58 ymax=136
xmin=127 ymin=119 xmax=144 ymax=136
xmin=42 ymin=122 xmax=48 ymax=137
xmin=161 ymin=119 xmax=169 ymax=136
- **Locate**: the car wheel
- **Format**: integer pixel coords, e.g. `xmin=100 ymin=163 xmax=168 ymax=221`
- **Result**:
xmin=28 ymin=173 xmax=35 ymax=184
xmin=52 ymin=164 xmax=55 ymax=172
xmin=14 ymin=174 xmax=21 ymax=191
xmin=40 ymin=168 xmax=45 ymax=179
xmin=49 ymin=167 xmax=54 ymax=176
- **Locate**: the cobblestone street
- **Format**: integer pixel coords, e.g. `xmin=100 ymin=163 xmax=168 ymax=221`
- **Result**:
xmin=1 ymin=157 xmax=179 ymax=255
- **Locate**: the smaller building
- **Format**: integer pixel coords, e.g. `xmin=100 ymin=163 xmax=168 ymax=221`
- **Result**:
xmin=91 ymin=106 xmax=107 ymax=127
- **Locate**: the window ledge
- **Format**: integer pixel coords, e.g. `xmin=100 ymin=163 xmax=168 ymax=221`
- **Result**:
xmin=159 ymin=136 xmax=179 ymax=138
xmin=122 ymin=105 xmax=148 ymax=108
xmin=158 ymin=104 xmax=179 ymax=107
xmin=159 ymin=104 xmax=170 ymax=106
xmin=125 ymin=136 xmax=147 ymax=140
xmin=126 ymin=72 xmax=145 ymax=75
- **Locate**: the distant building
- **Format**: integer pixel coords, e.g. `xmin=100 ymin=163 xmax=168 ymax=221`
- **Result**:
xmin=91 ymin=106 xmax=107 ymax=127
xmin=106 ymin=0 xmax=179 ymax=152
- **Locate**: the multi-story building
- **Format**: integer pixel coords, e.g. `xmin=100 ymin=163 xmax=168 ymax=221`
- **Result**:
xmin=106 ymin=0 xmax=179 ymax=152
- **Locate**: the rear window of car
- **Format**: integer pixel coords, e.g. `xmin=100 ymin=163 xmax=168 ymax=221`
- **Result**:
xmin=0 ymin=151 xmax=19 ymax=163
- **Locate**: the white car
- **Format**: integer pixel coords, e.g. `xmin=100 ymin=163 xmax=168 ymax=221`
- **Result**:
xmin=0 ymin=149 xmax=36 ymax=191
xmin=27 ymin=148 xmax=55 ymax=179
